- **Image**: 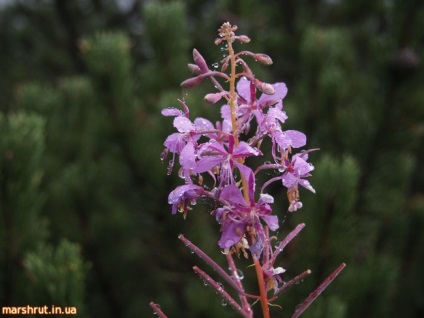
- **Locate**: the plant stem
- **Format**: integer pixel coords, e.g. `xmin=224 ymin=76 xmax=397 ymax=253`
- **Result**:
xmin=227 ymin=253 xmax=253 ymax=317
xmin=193 ymin=266 xmax=250 ymax=318
xmin=149 ymin=302 xmax=167 ymax=318
xmin=226 ymin=31 xmax=239 ymax=146
xmin=225 ymin=25 xmax=250 ymax=203
xmin=253 ymin=256 xmax=270 ymax=318
xmin=292 ymin=263 xmax=346 ymax=318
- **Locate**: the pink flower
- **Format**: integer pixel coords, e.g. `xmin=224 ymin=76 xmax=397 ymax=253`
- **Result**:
xmin=213 ymin=175 xmax=279 ymax=257
xmin=196 ymin=135 xmax=261 ymax=187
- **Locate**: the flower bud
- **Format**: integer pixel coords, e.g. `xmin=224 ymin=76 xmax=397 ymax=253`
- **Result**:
xmin=255 ymin=80 xmax=275 ymax=95
xmin=236 ymin=35 xmax=251 ymax=43
xmin=254 ymin=53 xmax=273 ymax=65
xmin=181 ymin=76 xmax=203 ymax=88
xmin=221 ymin=60 xmax=229 ymax=72
xmin=193 ymin=49 xmax=209 ymax=73
xmin=187 ymin=63 xmax=201 ymax=74
xmin=214 ymin=38 xmax=223 ymax=45
xmin=204 ymin=91 xmax=227 ymax=104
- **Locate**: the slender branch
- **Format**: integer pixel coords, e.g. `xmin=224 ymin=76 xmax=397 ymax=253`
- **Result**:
xmin=178 ymin=234 xmax=243 ymax=293
xmin=226 ymin=31 xmax=239 ymax=145
xmin=224 ymin=25 xmax=251 ymax=205
xmin=291 ymin=263 xmax=346 ymax=318
xmin=227 ymin=253 xmax=254 ymax=317
xmin=268 ymin=223 xmax=305 ymax=266
xmin=193 ymin=266 xmax=250 ymax=318
xmin=268 ymin=269 xmax=312 ymax=302
xmin=253 ymin=257 xmax=270 ymax=318
xmin=149 ymin=302 xmax=167 ymax=318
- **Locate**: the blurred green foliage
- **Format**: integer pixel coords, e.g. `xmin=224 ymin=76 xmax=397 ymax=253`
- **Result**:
xmin=1 ymin=0 xmax=423 ymax=317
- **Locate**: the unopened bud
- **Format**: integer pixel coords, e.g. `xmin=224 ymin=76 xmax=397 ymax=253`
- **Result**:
xmin=188 ymin=63 xmax=201 ymax=74
xmin=255 ymin=80 xmax=275 ymax=95
xmin=254 ymin=53 xmax=273 ymax=65
xmin=214 ymin=38 xmax=224 ymax=45
xmin=221 ymin=60 xmax=229 ymax=72
xmin=193 ymin=49 xmax=209 ymax=73
xmin=236 ymin=35 xmax=251 ymax=43
xmin=204 ymin=91 xmax=227 ymax=104
xmin=181 ymin=76 xmax=203 ymax=88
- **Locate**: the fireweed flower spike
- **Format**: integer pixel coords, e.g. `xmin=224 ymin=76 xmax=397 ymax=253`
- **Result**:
xmin=152 ymin=22 xmax=345 ymax=317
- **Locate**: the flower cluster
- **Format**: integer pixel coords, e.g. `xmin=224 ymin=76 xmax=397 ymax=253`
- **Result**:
xmin=153 ymin=22 xmax=346 ymax=318
xmin=161 ymin=22 xmax=316 ymax=258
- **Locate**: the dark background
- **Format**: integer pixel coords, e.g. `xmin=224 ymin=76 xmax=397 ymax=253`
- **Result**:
xmin=1 ymin=0 xmax=423 ymax=317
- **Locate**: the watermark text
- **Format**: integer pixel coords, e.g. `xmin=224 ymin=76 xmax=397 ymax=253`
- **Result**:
xmin=2 ymin=305 xmax=77 ymax=315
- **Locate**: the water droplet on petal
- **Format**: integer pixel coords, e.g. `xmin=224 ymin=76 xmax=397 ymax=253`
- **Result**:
xmin=221 ymin=298 xmax=228 ymax=306
xmin=212 ymin=62 xmax=219 ymax=69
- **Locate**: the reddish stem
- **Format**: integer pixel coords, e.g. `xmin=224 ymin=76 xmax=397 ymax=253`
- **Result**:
xmin=291 ymin=263 xmax=346 ymax=318
xmin=226 ymin=253 xmax=253 ymax=317
xmin=149 ymin=302 xmax=167 ymax=318
xmin=253 ymin=256 xmax=270 ymax=318
xmin=193 ymin=266 xmax=250 ymax=318
xmin=178 ymin=234 xmax=244 ymax=293
xmin=267 ymin=223 xmax=305 ymax=267
xmin=268 ymin=269 xmax=312 ymax=302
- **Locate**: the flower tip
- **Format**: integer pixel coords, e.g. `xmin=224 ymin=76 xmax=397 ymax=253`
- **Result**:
xmin=181 ymin=76 xmax=203 ymax=88
xmin=193 ymin=48 xmax=209 ymax=73
xmin=188 ymin=63 xmax=201 ymax=74
xmin=214 ymin=38 xmax=223 ymax=45
xmin=204 ymin=91 xmax=227 ymax=104
xmin=254 ymin=53 xmax=273 ymax=65
xmin=237 ymin=35 xmax=251 ymax=43
xmin=255 ymin=80 xmax=275 ymax=95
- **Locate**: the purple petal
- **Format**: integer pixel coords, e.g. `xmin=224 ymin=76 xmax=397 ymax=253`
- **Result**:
xmin=173 ymin=116 xmax=194 ymax=133
xmin=220 ymin=185 xmax=246 ymax=206
xmin=179 ymin=142 xmax=196 ymax=170
xmin=246 ymin=168 xmax=256 ymax=204
xmin=274 ymin=131 xmax=291 ymax=150
xmin=236 ymin=77 xmax=252 ymax=103
xmin=233 ymin=142 xmax=261 ymax=158
xmin=220 ymin=105 xmax=231 ymax=120
xmin=201 ymin=140 xmax=228 ymax=156
xmin=194 ymin=117 xmax=214 ymax=131
xmin=298 ymin=179 xmax=316 ymax=193
xmin=282 ymin=172 xmax=297 ymax=189
xmin=258 ymin=82 xmax=287 ymax=108
xmin=164 ymin=133 xmax=184 ymax=153
xmin=262 ymin=215 xmax=279 ymax=231
xmin=267 ymin=107 xmax=287 ymax=123
xmin=168 ymin=184 xmax=204 ymax=204
xmin=234 ymin=161 xmax=255 ymax=188
xmin=218 ymin=221 xmax=245 ymax=249
xmin=275 ymin=130 xmax=307 ymax=150
xmin=293 ymin=156 xmax=312 ymax=175
xmin=285 ymin=130 xmax=307 ymax=148
xmin=275 ymin=100 xmax=283 ymax=110
xmin=195 ymin=157 xmax=224 ymax=173
xmin=162 ymin=107 xmax=183 ymax=117
xmin=222 ymin=118 xmax=232 ymax=133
